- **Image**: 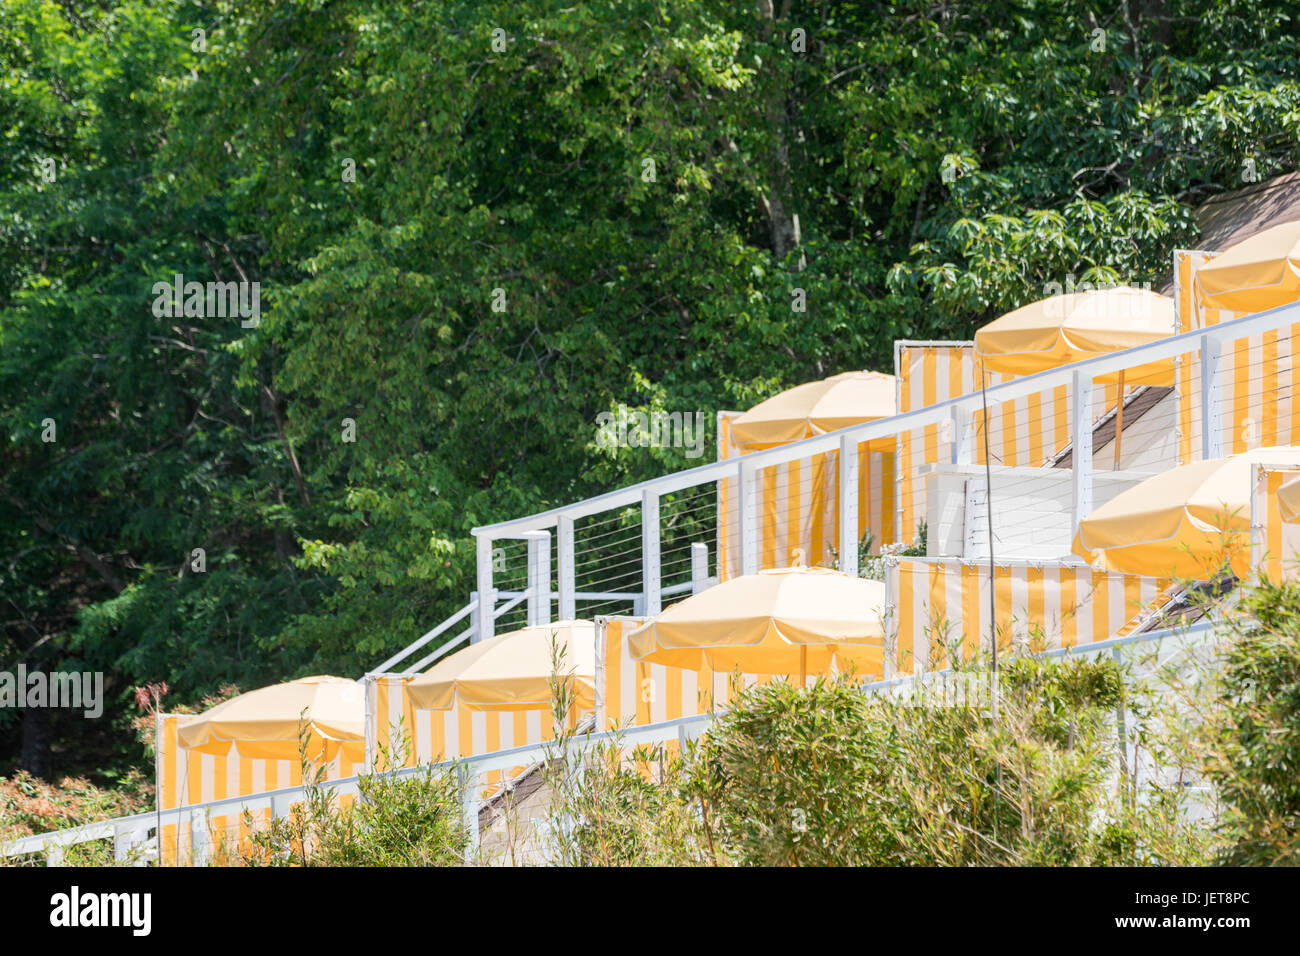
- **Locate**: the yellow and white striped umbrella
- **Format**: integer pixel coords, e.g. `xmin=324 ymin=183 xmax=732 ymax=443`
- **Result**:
xmin=1276 ymin=474 xmax=1300 ymax=523
xmin=405 ymin=620 xmax=596 ymax=712
xmin=1074 ymin=446 xmax=1300 ymax=579
xmin=729 ymin=370 xmax=896 ymax=454
xmin=974 ymin=287 xmax=1175 ymax=385
xmin=178 ymin=675 xmax=365 ymax=762
xmin=1195 ymin=220 xmax=1300 ymax=314
xmin=628 ymin=566 xmax=886 ymax=678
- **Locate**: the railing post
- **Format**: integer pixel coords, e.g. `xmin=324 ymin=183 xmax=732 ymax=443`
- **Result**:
xmin=474 ymin=532 xmax=495 ymax=643
xmin=557 ymin=514 xmax=576 ymax=620
xmin=1250 ymin=463 xmax=1266 ymax=574
xmin=363 ymin=674 xmax=377 ymax=774
xmin=642 ymin=489 xmax=661 ymax=616
xmin=190 ymin=810 xmax=207 ymax=867
xmin=1201 ymin=332 xmax=1223 ymax=459
xmin=1071 ymin=370 xmax=1094 ymax=535
xmin=690 ymin=542 xmax=710 ymax=594
xmin=951 ymin=404 xmax=973 ymax=465
xmin=838 ymin=434 xmax=859 ymax=576
xmin=739 ymin=461 xmax=758 ymax=575
xmin=459 ymin=764 xmax=480 ymax=865
xmin=524 ymin=530 xmax=551 ymax=627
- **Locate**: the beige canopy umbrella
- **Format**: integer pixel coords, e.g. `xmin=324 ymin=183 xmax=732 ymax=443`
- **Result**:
xmin=627 ymin=566 xmax=887 ymax=681
xmin=405 ymin=620 xmax=596 ymax=712
xmin=729 ymin=370 xmax=896 ymax=454
xmin=178 ymin=675 xmax=365 ymax=762
xmin=976 ymin=287 xmax=1175 ymax=467
xmin=1195 ymin=220 xmax=1300 ymax=314
xmin=1073 ymin=446 xmax=1300 ymax=579
xmin=1278 ymin=474 xmax=1300 ymax=523
xmin=974 ymin=287 xmax=1175 ymax=385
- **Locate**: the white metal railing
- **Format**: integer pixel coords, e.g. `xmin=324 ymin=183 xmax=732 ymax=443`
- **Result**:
xmin=1 ymin=713 xmax=713 ymax=867
xmin=467 ymin=298 xmax=1300 ymax=642
xmin=6 ymin=618 xmax=1219 ymax=867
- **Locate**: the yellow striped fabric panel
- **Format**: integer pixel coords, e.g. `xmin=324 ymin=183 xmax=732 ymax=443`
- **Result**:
xmin=156 ymin=711 xmax=354 ymax=865
xmin=1257 ymin=467 xmax=1300 ymax=583
xmin=371 ymin=673 xmax=418 ymax=769
xmin=596 ymin=617 xmax=804 ymax=734
xmin=156 ymin=714 xmax=184 ymax=865
xmin=897 ymin=344 xmax=1071 ymax=548
xmin=897 ymin=346 xmax=964 ymax=547
xmin=716 ymin=410 xmax=896 ymax=577
xmin=716 ymin=412 xmax=742 ymax=580
xmin=890 ymin=558 xmax=1172 ymax=674
xmin=1176 ymin=251 xmax=1201 ymax=463
xmin=367 ymin=673 xmax=571 ymax=799
xmin=1182 ymin=250 xmax=1299 ymax=460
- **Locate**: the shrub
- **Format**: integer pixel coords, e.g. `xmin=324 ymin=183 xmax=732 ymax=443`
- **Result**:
xmin=1202 ymin=577 xmax=1300 ymax=865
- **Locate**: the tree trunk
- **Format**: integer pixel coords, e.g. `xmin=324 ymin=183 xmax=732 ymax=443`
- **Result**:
xmin=20 ymin=700 xmax=50 ymax=778
xmin=756 ymin=0 xmax=805 ymax=271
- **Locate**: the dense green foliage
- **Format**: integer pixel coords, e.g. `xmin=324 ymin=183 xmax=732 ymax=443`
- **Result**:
xmin=1205 ymin=578 xmax=1300 ymax=864
xmin=3 ymin=0 xmax=1299 ymax=778
xmin=546 ymin=657 xmax=1211 ymax=866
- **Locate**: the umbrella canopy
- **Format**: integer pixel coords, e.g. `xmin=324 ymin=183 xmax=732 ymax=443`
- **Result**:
xmin=974 ymin=287 xmax=1175 ymax=385
xmin=178 ymin=675 xmax=365 ymax=761
xmin=405 ymin=620 xmax=596 ymax=712
xmin=1278 ymin=475 xmax=1300 ymax=523
xmin=1073 ymin=447 xmax=1300 ymax=579
xmin=1195 ymin=220 xmax=1300 ymax=314
xmin=729 ymin=370 xmax=896 ymax=454
xmin=627 ymin=567 xmax=887 ymax=677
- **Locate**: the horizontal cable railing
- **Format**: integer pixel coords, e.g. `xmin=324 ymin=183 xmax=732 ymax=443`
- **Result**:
xmin=475 ymin=301 xmax=1300 ymax=539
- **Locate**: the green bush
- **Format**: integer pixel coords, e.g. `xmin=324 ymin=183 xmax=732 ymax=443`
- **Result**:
xmin=544 ymin=654 xmax=1215 ymax=866
xmin=238 ymin=735 xmax=467 ymax=867
xmin=1203 ymin=578 xmax=1300 ymax=865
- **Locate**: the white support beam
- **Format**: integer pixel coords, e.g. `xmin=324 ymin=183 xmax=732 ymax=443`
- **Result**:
xmin=641 ymin=489 xmax=661 ymax=616
xmin=557 ymin=514 xmax=576 ymax=621
xmin=739 ymin=461 xmax=758 ymax=575
xmin=1201 ymin=333 xmax=1223 ymax=459
xmin=474 ymin=533 xmax=495 ymax=644
xmin=458 ymin=766 xmax=479 ymax=864
xmin=690 ymin=542 xmax=710 ymax=594
xmin=951 ymin=405 xmax=973 ymax=465
xmin=838 ymin=434 xmax=860 ymax=576
xmin=189 ymin=811 xmax=207 ymax=867
xmin=1250 ymin=464 xmax=1265 ymax=574
xmin=524 ymin=530 xmax=551 ymax=627
xmin=363 ymin=675 xmax=376 ymax=773
xmin=1071 ymin=370 xmax=1094 ymax=535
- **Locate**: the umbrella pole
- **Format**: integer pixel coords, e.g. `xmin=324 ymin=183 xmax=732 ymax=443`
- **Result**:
xmin=799 ymin=646 xmax=807 ymax=689
xmin=1113 ymin=370 xmax=1125 ymax=470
